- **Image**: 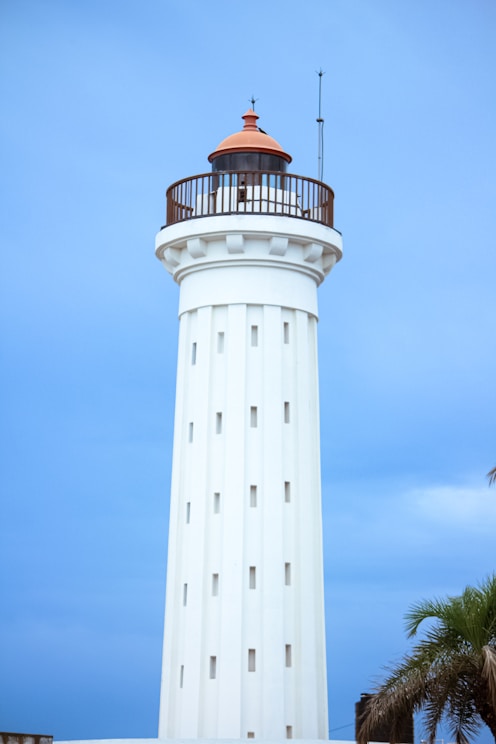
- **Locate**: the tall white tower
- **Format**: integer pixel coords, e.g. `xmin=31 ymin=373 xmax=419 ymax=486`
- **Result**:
xmin=156 ymin=110 xmax=342 ymax=741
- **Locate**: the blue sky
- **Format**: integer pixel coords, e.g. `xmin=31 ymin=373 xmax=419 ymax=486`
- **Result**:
xmin=1 ymin=0 xmax=495 ymax=741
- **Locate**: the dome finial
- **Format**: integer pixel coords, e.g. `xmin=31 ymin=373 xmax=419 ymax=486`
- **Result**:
xmin=208 ymin=110 xmax=292 ymax=164
xmin=242 ymin=109 xmax=259 ymax=132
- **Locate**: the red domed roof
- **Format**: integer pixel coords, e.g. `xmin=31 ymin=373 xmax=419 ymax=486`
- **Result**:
xmin=208 ymin=109 xmax=292 ymax=164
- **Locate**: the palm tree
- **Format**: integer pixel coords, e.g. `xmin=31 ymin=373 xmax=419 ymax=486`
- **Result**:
xmin=357 ymin=576 xmax=496 ymax=744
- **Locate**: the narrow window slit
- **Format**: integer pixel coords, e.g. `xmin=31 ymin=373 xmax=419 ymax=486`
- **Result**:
xmin=179 ymin=665 xmax=184 ymax=688
xmin=283 ymin=322 xmax=290 ymax=344
xmin=191 ymin=342 xmax=197 ymax=365
xmin=251 ymin=325 xmax=258 ymax=347
xmin=286 ymin=726 xmax=293 ymax=739
xmin=217 ymin=332 xmax=224 ymax=353
xmin=285 ymin=562 xmax=291 ymax=586
xmin=284 ymin=401 xmax=290 ymax=423
xmin=249 ymin=566 xmax=256 ymax=589
xmin=216 ymin=412 xmax=222 ymax=434
xmin=209 ymin=655 xmax=217 ymax=679
xmin=188 ymin=422 xmax=194 ymax=442
xmin=247 ymin=733 xmax=255 ymax=739
xmin=250 ymin=406 xmax=258 ymax=428
xmin=214 ymin=492 xmax=220 ymax=513
xmin=248 ymin=648 xmax=256 ymax=672
xmin=186 ymin=502 xmax=191 ymax=523
xmin=284 ymin=481 xmax=291 ymax=503
xmin=285 ymin=644 xmax=292 ymax=667
xmin=250 ymin=485 xmax=257 ymax=508
xmin=212 ymin=573 xmax=219 ymax=596
xmin=183 ymin=583 xmax=188 ymax=606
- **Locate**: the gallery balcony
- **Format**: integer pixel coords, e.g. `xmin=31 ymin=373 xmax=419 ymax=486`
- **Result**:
xmin=164 ymin=171 xmax=335 ymax=229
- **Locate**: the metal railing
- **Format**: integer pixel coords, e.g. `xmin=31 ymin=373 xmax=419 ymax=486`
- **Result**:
xmin=165 ymin=171 xmax=334 ymax=228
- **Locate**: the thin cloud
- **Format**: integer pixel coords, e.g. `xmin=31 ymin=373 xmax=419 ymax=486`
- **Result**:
xmin=410 ymin=485 xmax=496 ymax=530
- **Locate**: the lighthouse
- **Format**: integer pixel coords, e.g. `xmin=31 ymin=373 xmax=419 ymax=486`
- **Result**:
xmin=155 ymin=110 xmax=343 ymax=741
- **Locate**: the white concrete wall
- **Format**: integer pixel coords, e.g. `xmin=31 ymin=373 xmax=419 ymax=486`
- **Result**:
xmin=156 ymin=215 xmax=342 ymax=740
xmin=55 ymin=739 xmax=362 ymax=744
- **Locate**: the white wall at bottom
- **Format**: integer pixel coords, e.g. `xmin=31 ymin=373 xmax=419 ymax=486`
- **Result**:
xmin=56 ymin=739 xmax=361 ymax=744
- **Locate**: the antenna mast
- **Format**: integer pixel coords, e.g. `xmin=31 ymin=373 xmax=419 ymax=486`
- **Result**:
xmin=316 ymin=69 xmax=325 ymax=181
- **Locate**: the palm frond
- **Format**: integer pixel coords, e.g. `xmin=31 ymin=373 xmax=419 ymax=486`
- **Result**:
xmin=478 ymin=575 xmax=496 ymax=643
xmin=422 ymin=675 xmax=455 ymax=743
xmin=423 ymin=655 xmax=481 ymax=742
xmin=407 ymin=577 xmax=496 ymax=649
xmin=482 ymin=645 xmax=496 ymax=712
xmin=488 ymin=466 xmax=496 ymax=486
xmin=357 ymin=655 xmax=430 ymax=744
xmin=446 ymin=677 xmax=481 ymax=744
xmin=405 ymin=598 xmax=450 ymax=638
